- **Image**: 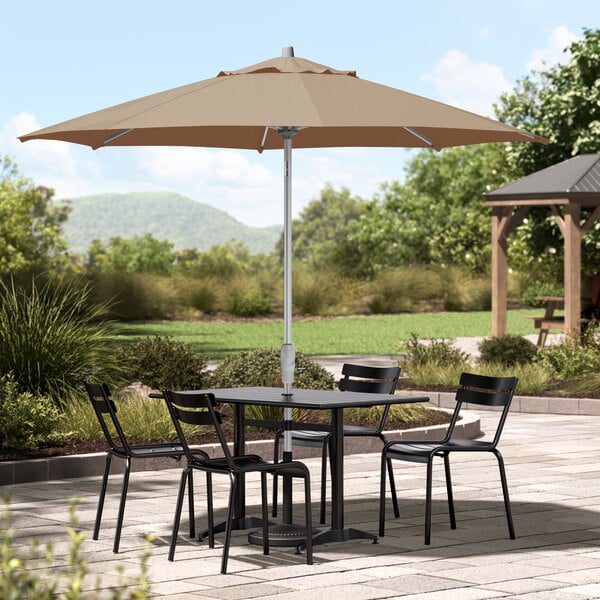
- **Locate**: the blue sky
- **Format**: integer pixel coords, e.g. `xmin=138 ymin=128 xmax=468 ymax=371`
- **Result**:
xmin=2 ymin=0 xmax=597 ymax=227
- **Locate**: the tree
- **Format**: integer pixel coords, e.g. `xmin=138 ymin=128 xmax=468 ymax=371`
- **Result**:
xmin=277 ymin=185 xmax=368 ymax=271
xmin=495 ymin=28 xmax=600 ymax=278
xmin=495 ymin=28 xmax=600 ymax=175
xmin=346 ymin=144 xmax=518 ymax=276
xmin=0 ymin=156 xmax=70 ymax=277
xmin=86 ymin=234 xmax=176 ymax=275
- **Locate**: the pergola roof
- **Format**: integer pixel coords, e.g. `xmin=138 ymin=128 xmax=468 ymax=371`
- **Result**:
xmin=485 ymin=154 xmax=600 ymax=203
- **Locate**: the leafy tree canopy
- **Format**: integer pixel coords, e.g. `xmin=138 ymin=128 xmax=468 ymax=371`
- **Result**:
xmin=495 ymin=27 xmax=600 ymax=174
xmin=278 ymin=185 xmax=368 ymax=271
xmin=495 ymin=28 xmax=600 ymax=278
xmin=346 ymin=144 xmax=518 ymax=276
xmin=86 ymin=233 xmax=176 ymax=275
xmin=0 ymin=156 xmax=70 ymax=277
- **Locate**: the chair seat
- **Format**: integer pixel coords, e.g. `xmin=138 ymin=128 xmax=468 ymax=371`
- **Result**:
xmin=386 ymin=438 xmax=495 ymax=461
xmin=193 ymin=453 xmax=309 ymax=478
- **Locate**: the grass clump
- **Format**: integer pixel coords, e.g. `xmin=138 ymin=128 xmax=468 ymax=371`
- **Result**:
xmin=0 ymin=277 xmax=120 ymax=405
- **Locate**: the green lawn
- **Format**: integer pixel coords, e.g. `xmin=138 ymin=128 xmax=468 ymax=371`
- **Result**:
xmin=112 ymin=309 xmax=542 ymax=360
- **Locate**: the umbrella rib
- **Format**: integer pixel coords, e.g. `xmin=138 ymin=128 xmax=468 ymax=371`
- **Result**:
xmin=403 ymin=126 xmax=434 ymax=147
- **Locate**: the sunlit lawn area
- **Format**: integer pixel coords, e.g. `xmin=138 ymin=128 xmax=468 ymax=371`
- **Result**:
xmin=112 ymin=309 xmax=542 ymax=360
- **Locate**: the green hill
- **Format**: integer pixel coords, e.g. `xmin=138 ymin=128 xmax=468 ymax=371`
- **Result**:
xmin=60 ymin=192 xmax=281 ymax=254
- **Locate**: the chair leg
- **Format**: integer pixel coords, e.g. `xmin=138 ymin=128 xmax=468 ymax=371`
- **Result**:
xmin=494 ymin=449 xmax=516 ymax=539
xmin=93 ymin=453 xmax=112 ymax=541
xmin=221 ymin=474 xmax=237 ymax=575
xmin=261 ymin=472 xmax=270 ymax=556
xmin=320 ymin=440 xmax=330 ymax=524
xmin=387 ymin=457 xmax=400 ymax=518
xmin=113 ymin=457 xmax=131 ymax=554
xmin=169 ymin=468 xmax=189 ymax=562
xmin=425 ymin=459 xmax=433 ymax=545
xmin=378 ymin=450 xmax=389 ymax=537
xmin=272 ymin=436 xmax=280 ymax=518
xmin=443 ymin=452 xmax=456 ymax=530
xmin=206 ymin=472 xmax=215 ymax=548
xmin=188 ymin=468 xmax=195 ymax=539
xmin=304 ymin=474 xmax=313 ymax=565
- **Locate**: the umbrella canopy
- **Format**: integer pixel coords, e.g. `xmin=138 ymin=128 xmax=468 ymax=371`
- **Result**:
xmin=20 ymin=51 xmax=546 ymax=152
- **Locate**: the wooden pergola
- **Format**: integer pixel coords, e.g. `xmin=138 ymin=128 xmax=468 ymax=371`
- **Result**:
xmin=484 ymin=154 xmax=600 ymax=340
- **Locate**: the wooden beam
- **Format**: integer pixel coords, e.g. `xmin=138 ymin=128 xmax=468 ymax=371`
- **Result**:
xmin=582 ymin=205 xmax=600 ymax=236
xmin=491 ymin=207 xmax=509 ymax=337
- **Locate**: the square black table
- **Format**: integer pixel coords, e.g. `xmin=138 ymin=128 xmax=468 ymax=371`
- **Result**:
xmin=175 ymin=386 xmax=429 ymax=549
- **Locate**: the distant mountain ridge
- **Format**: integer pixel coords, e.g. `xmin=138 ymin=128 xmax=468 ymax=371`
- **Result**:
xmin=60 ymin=192 xmax=281 ymax=254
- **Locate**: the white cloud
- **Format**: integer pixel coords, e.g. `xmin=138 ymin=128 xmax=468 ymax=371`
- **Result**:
xmin=526 ymin=26 xmax=579 ymax=72
xmin=1 ymin=112 xmax=78 ymax=177
xmin=422 ymin=49 xmax=512 ymax=116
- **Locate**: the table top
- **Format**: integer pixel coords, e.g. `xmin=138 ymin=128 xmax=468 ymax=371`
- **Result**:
xmin=172 ymin=386 xmax=429 ymax=410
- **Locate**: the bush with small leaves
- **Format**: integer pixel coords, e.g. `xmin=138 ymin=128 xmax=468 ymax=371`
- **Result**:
xmin=0 ymin=373 xmax=69 ymax=451
xmin=535 ymin=338 xmax=600 ymax=379
xmin=478 ymin=334 xmax=538 ymax=367
xmin=117 ymin=335 xmax=209 ymax=390
xmin=402 ymin=333 xmax=470 ymax=369
xmin=208 ymin=348 xmax=334 ymax=422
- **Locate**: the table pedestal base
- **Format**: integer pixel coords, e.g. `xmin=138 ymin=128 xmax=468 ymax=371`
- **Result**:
xmin=248 ymin=525 xmax=378 ymax=550
xmin=248 ymin=523 xmax=319 ymax=547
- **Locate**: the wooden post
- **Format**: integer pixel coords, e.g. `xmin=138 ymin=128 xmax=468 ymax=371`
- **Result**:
xmin=491 ymin=207 xmax=508 ymax=337
xmin=563 ymin=204 xmax=582 ymax=340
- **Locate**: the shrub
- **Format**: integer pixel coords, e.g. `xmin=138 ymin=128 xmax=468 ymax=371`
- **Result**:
xmin=190 ymin=285 xmax=218 ymax=314
xmin=0 ymin=497 xmax=151 ymax=599
xmin=227 ymin=290 xmax=273 ymax=317
xmin=535 ymin=338 xmax=600 ymax=379
xmin=478 ymin=335 xmax=538 ymax=367
xmin=441 ymin=268 xmax=491 ymax=311
xmin=402 ymin=333 xmax=470 ymax=369
xmin=208 ymin=348 xmax=334 ymax=390
xmin=208 ymin=349 xmax=334 ymax=422
xmin=0 ymin=277 xmax=120 ymax=404
xmin=88 ymin=271 xmax=176 ymax=320
xmin=293 ymin=269 xmax=342 ymax=315
xmin=117 ymin=335 xmax=209 ymax=390
xmin=367 ymin=267 xmax=441 ymax=314
xmin=476 ymin=362 xmax=550 ymax=396
xmin=0 ymin=374 xmax=68 ymax=451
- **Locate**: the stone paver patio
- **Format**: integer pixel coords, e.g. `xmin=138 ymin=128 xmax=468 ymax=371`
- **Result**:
xmin=3 ymin=409 xmax=600 ymax=599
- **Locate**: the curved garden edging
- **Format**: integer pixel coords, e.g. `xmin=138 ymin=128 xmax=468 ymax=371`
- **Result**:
xmin=0 ymin=407 xmax=480 ymax=486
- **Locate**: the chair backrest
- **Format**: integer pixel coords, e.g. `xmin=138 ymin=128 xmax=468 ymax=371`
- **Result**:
xmin=163 ymin=390 xmax=235 ymax=468
xmin=446 ymin=372 xmax=518 ymax=447
xmin=338 ymin=364 xmax=401 ymax=432
xmin=338 ymin=363 xmax=400 ymax=394
xmin=84 ymin=381 xmax=132 ymax=455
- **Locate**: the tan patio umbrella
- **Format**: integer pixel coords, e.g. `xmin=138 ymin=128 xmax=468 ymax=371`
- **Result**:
xmin=20 ymin=47 xmax=546 ymax=541
xmin=19 ymin=46 xmax=546 ymax=391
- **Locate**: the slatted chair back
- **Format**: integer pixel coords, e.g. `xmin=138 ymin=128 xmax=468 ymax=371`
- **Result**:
xmin=84 ymin=381 xmax=133 ymax=456
xmin=338 ymin=364 xmax=401 ymax=433
xmin=163 ymin=390 xmax=235 ymax=468
xmin=445 ymin=373 xmax=518 ymax=447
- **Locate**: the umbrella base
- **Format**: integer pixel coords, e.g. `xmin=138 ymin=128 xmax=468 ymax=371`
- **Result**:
xmin=248 ymin=523 xmax=317 ymax=547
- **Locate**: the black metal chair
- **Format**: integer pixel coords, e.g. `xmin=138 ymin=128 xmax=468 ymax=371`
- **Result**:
xmin=379 ymin=372 xmax=518 ymax=545
xmin=162 ymin=389 xmax=313 ymax=574
xmin=84 ymin=382 xmax=207 ymax=553
xmin=272 ymin=363 xmax=401 ymax=523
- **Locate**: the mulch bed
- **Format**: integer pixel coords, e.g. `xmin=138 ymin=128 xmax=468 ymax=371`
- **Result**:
xmin=0 ymin=410 xmax=451 ymax=462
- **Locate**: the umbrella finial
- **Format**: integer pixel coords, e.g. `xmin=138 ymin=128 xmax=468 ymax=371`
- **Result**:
xmin=282 ymin=46 xmax=294 ymax=57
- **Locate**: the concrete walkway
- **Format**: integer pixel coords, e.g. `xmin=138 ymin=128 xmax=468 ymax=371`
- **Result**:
xmin=4 ymin=410 xmax=600 ymax=598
